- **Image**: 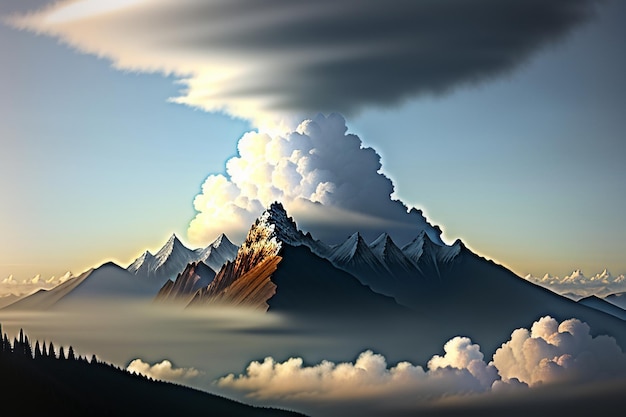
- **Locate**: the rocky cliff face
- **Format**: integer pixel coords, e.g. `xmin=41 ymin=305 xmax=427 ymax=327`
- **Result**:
xmin=189 ymin=203 xmax=292 ymax=311
xmin=155 ymin=261 xmax=215 ymax=304
xmin=187 ymin=202 xmax=405 ymax=315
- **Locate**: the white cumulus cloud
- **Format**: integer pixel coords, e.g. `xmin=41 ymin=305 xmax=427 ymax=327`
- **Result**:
xmin=216 ymin=340 xmax=497 ymax=411
xmin=216 ymin=316 xmax=626 ymax=416
xmin=127 ymin=358 xmax=204 ymax=383
xmin=187 ymin=113 xmax=443 ymax=246
xmin=493 ymin=315 xmax=626 ymax=386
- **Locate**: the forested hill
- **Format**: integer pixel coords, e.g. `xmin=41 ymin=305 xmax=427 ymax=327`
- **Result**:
xmin=0 ymin=325 xmax=306 ymax=417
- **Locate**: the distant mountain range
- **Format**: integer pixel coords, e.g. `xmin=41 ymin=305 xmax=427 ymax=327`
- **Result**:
xmin=3 ymin=234 xmax=238 ymax=310
xmin=4 ymin=201 xmax=626 ymax=354
xmin=127 ymin=233 xmax=238 ymax=289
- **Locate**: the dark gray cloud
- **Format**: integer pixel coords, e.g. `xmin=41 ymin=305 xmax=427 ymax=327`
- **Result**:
xmin=11 ymin=0 xmax=599 ymax=126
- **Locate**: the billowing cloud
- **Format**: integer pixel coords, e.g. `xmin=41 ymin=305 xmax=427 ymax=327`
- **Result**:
xmin=216 ymin=340 xmax=496 ymax=406
xmin=493 ymin=315 xmax=626 ymax=386
xmin=127 ymin=358 xmax=204 ymax=383
xmin=9 ymin=0 xmax=598 ymax=128
xmin=188 ymin=113 xmax=442 ymax=246
xmin=0 ymin=271 xmax=73 ymax=297
xmin=524 ymin=269 xmax=626 ymax=298
xmin=216 ymin=316 xmax=626 ymax=416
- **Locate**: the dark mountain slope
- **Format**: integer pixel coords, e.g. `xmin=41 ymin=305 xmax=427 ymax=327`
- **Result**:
xmin=578 ymin=295 xmax=626 ymax=321
xmin=268 ymin=244 xmax=405 ymax=316
xmin=4 ymin=262 xmax=153 ymax=310
xmin=0 ymin=330 xmax=306 ymax=417
xmin=414 ymin=247 xmax=626 ymax=356
xmin=188 ymin=202 xmax=405 ymax=316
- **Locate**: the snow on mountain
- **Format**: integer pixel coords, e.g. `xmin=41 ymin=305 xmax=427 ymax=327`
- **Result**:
xmin=197 ymin=233 xmax=238 ymax=272
xmin=152 ymin=234 xmax=198 ymax=275
xmin=127 ymin=233 xmax=238 ymax=288
xmin=188 ymin=202 xmax=403 ymax=314
xmin=370 ymin=232 xmax=418 ymax=277
xmin=400 ymin=231 xmax=462 ymax=276
xmin=329 ymin=233 xmax=388 ymax=271
xmin=327 ymin=232 xmax=393 ymax=295
xmin=325 ymin=229 xmax=463 ymax=306
xmin=127 ymin=250 xmax=156 ymax=275
xmin=190 ymin=203 xmax=290 ymax=308
xmin=401 ymin=231 xmax=425 ymax=266
xmin=0 ymin=271 xmax=74 ymax=297
xmin=524 ymin=269 xmax=626 ymax=298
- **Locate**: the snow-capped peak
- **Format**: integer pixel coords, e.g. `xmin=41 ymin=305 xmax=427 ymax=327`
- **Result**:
xmin=369 ymin=233 xmax=393 ymax=258
xmin=328 ymin=232 xmax=365 ymax=263
xmin=255 ymin=202 xmax=307 ymax=247
xmin=198 ymin=233 xmax=239 ymax=272
xmin=369 ymin=232 xmax=415 ymax=267
xmin=401 ymin=230 xmax=425 ymax=263
xmin=127 ymin=250 xmax=155 ymax=274
xmin=210 ymin=233 xmax=228 ymax=249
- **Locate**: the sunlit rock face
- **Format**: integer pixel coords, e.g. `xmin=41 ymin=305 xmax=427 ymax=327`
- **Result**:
xmin=187 ymin=202 xmax=404 ymax=314
xmin=155 ymin=261 xmax=215 ymax=304
xmin=189 ymin=203 xmax=293 ymax=311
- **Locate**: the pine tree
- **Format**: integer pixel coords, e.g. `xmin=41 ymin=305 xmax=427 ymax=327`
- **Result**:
xmin=42 ymin=340 xmax=48 ymax=357
xmin=48 ymin=341 xmax=56 ymax=359
xmin=24 ymin=335 xmax=32 ymax=358
xmin=58 ymin=346 xmax=66 ymax=360
xmin=90 ymin=354 xmax=98 ymax=364
xmin=34 ymin=340 xmax=42 ymax=359
xmin=67 ymin=345 xmax=75 ymax=361
xmin=3 ymin=334 xmax=12 ymax=354
xmin=0 ymin=323 xmax=4 ymax=355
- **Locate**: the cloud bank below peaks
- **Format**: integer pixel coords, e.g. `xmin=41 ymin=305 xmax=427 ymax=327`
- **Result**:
xmin=216 ymin=316 xmax=626 ymax=417
xmin=0 ymin=272 xmax=73 ymax=297
xmin=10 ymin=0 xmax=598 ymax=127
xmin=524 ymin=269 xmax=626 ymax=298
xmin=188 ymin=113 xmax=443 ymax=246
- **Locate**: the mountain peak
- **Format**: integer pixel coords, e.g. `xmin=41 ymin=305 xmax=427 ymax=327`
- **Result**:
xmin=370 ymin=232 xmax=392 ymax=252
xmin=210 ymin=233 xmax=228 ymax=248
xmin=255 ymin=202 xmax=305 ymax=246
xmin=156 ymin=233 xmax=189 ymax=257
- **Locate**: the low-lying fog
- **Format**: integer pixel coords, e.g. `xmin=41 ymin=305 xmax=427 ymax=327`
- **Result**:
xmin=2 ymin=300 xmax=626 ymax=417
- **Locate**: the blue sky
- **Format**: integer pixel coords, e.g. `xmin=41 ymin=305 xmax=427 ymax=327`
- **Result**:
xmin=1 ymin=0 xmax=624 ymax=282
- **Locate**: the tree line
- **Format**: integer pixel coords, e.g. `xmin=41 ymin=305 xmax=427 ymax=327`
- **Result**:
xmin=0 ymin=323 xmax=98 ymax=364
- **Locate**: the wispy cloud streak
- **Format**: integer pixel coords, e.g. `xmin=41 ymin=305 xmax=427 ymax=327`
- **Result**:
xmin=9 ymin=0 xmax=598 ymax=128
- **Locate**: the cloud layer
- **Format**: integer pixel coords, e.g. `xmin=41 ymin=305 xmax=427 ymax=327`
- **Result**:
xmin=493 ymin=316 xmax=626 ymax=386
xmin=217 ymin=338 xmax=498 ymax=415
xmin=127 ymin=358 xmax=204 ymax=384
xmin=0 ymin=271 xmax=73 ymax=297
xmin=524 ymin=269 xmax=626 ymax=298
xmin=216 ymin=316 xmax=626 ymax=416
xmin=188 ymin=113 xmax=442 ymax=246
xmin=10 ymin=0 xmax=598 ymax=127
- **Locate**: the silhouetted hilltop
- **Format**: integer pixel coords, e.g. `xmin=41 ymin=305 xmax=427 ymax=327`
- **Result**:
xmin=0 ymin=324 xmax=306 ymax=417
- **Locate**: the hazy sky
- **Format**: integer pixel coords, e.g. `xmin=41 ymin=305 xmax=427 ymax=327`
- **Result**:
xmin=1 ymin=0 xmax=625 ymax=282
